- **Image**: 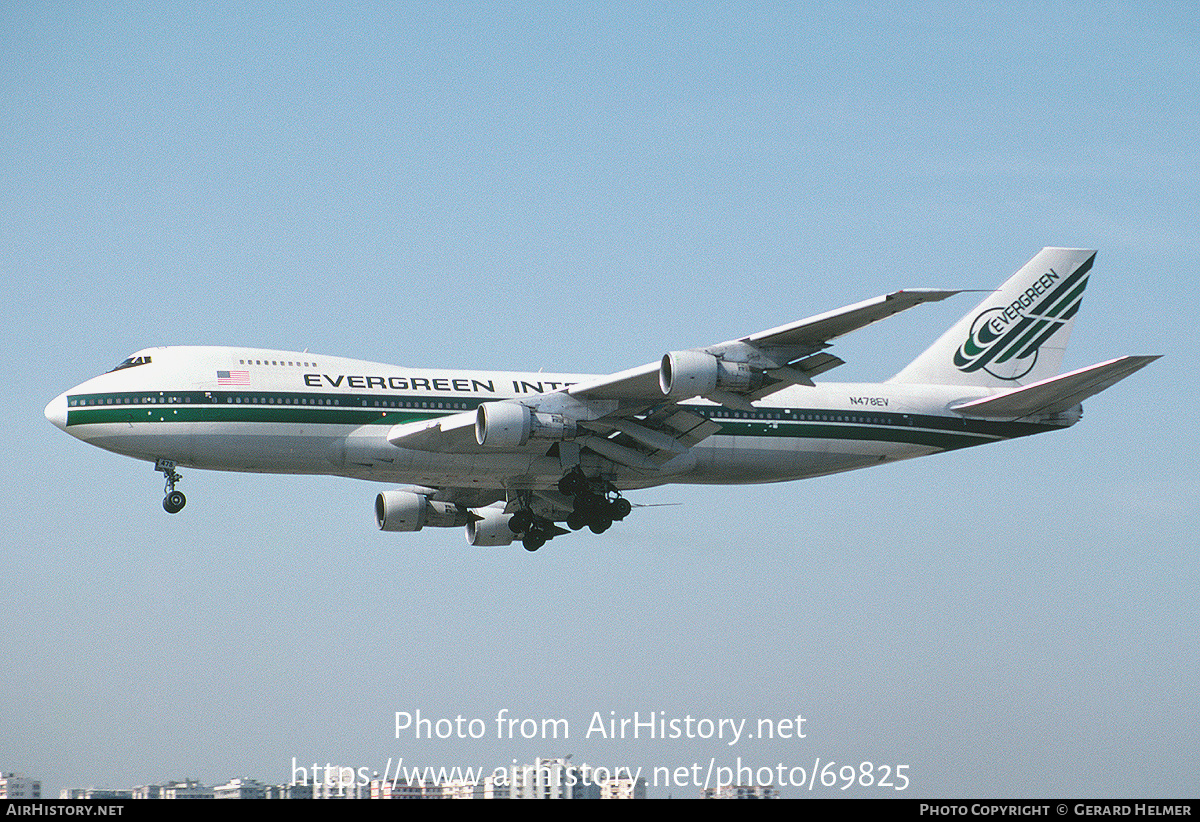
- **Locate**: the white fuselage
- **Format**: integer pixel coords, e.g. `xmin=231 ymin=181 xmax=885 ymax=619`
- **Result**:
xmin=45 ymin=346 xmax=1061 ymax=494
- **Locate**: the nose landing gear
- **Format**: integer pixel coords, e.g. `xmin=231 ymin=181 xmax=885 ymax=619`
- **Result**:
xmin=156 ymin=459 xmax=186 ymax=514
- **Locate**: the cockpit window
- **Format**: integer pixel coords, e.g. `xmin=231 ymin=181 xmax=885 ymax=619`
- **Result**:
xmin=108 ymin=355 xmax=152 ymax=372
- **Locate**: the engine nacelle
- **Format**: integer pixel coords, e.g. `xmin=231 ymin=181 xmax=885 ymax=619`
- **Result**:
xmin=475 ymin=402 xmax=577 ymax=448
xmin=659 ymin=351 xmax=760 ymax=398
xmin=375 ymin=490 xmax=469 ymax=532
xmin=465 ymin=507 xmax=516 ymax=546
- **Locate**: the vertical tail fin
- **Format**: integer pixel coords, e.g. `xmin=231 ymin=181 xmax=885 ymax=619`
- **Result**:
xmin=890 ymin=247 xmax=1096 ymax=387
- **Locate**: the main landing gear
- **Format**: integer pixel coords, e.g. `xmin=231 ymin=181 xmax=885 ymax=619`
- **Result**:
xmin=507 ymin=508 xmax=560 ymax=552
xmin=557 ymin=466 xmax=631 ymax=535
xmin=156 ymin=459 xmax=186 ymax=514
xmin=506 ymin=468 xmax=631 ymax=552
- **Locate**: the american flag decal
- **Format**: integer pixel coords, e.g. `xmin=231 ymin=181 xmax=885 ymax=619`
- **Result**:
xmin=217 ymin=370 xmax=250 ymax=386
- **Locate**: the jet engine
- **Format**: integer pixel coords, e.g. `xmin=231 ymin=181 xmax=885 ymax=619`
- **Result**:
xmin=465 ymin=507 xmax=516 ymax=546
xmin=375 ymin=490 xmax=470 ymax=532
xmin=474 ymin=402 xmax=577 ymax=448
xmin=659 ymin=351 xmax=761 ymax=399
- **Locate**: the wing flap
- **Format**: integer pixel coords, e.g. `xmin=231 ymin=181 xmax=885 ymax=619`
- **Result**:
xmin=579 ymin=406 xmax=725 ymax=466
xmin=579 ymin=434 xmax=662 ymax=471
xmin=655 ymin=409 xmax=722 ymax=448
xmin=751 ymin=352 xmax=847 ymax=397
xmin=580 ymin=417 xmax=690 ymax=455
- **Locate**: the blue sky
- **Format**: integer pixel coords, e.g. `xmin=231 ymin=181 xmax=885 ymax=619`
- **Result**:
xmin=3 ymin=2 xmax=1196 ymax=797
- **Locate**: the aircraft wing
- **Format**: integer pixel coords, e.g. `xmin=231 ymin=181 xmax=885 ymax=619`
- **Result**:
xmin=389 ymin=288 xmax=960 ymax=468
xmin=567 ymin=287 xmax=960 ymax=409
xmin=740 ymin=288 xmax=961 ymax=347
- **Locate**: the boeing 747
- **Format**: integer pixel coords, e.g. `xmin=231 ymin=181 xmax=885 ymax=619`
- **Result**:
xmin=45 ymin=248 xmax=1158 ymax=550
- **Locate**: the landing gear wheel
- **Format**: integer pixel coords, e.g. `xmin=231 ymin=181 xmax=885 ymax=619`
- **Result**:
xmin=509 ymin=509 xmax=534 ymax=534
xmin=575 ymin=492 xmax=605 ymax=517
xmin=163 ymin=490 xmax=186 ymax=514
xmin=557 ymin=466 xmax=589 ymax=497
xmin=523 ymin=536 xmax=546 ymax=552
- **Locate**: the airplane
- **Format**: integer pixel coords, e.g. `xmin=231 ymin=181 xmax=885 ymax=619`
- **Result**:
xmin=45 ymin=248 xmax=1158 ymax=551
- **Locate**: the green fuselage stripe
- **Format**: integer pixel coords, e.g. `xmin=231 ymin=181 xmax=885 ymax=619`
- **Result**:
xmin=65 ymin=389 xmax=1055 ymax=452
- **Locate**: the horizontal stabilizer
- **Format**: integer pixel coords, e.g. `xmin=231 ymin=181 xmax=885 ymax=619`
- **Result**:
xmin=952 ymin=355 xmax=1159 ymax=419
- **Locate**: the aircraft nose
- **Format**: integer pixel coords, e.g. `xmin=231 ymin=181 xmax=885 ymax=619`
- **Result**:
xmin=45 ymin=393 xmax=68 ymax=430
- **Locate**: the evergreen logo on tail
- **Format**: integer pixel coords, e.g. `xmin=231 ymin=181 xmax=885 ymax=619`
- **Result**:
xmin=953 ymin=257 xmax=1092 ymax=381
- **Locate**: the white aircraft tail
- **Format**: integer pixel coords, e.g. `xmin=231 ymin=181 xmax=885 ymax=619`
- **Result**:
xmin=891 ymin=247 xmax=1096 ymax=387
